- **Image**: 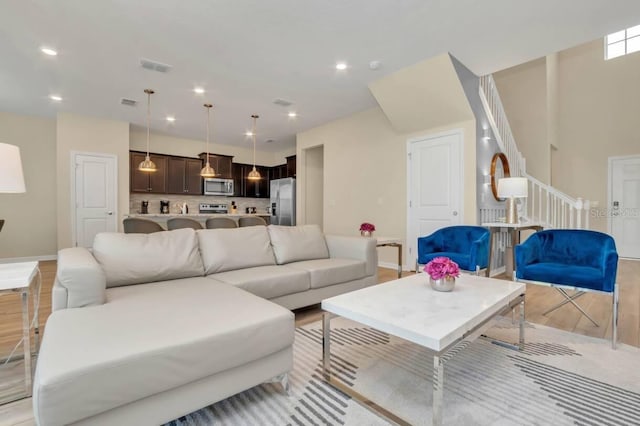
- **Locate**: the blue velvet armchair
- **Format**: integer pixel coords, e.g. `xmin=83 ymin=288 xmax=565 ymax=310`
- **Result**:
xmin=416 ymin=226 xmax=490 ymax=274
xmin=515 ymin=229 xmax=619 ymax=348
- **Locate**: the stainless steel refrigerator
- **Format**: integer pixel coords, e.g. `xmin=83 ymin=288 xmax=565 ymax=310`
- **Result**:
xmin=270 ymin=178 xmax=296 ymax=226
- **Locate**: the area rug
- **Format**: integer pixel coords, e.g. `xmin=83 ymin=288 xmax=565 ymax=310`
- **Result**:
xmin=166 ymin=317 xmax=640 ymax=425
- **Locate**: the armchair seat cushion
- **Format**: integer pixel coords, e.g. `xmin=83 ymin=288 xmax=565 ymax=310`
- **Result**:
xmin=418 ymin=252 xmax=472 ymax=272
xmin=518 ymin=263 xmax=606 ymax=291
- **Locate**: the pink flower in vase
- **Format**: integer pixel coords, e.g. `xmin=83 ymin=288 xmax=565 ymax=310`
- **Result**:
xmin=425 ymin=257 xmax=460 ymax=280
xmin=359 ymin=222 xmax=376 ymax=232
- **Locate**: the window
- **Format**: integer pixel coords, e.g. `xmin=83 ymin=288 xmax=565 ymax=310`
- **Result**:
xmin=605 ymin=25 xmax=640 ymax=60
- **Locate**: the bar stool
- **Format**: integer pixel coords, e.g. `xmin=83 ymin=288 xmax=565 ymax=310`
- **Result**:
xmin=205 ymin=217 xmax=238 ymax=229
xmin=238 ymin=216 xmax=267 ymax=227
xmin=123 ymin=218 xmax=165 ymax=234
xmin=167 ymin=217 xmax=203 ymax=230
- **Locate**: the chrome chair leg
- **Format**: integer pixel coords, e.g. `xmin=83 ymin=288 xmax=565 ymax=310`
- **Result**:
xmin=612 ymin=283 xmax=619 ymax=349
xmin=542 ymin=290 xmax=587 ymax=315
xmin=549 ymin=288 xmax=599 ymax=327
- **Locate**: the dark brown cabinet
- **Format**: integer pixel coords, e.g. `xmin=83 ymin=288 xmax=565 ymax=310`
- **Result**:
xmin=130 ymin=152 xmax=168 ymax=193
xmin=269 ymin=164 xmax=287 ymax=181
xmin=199 ymin=153 xmax=233 ymax=179
xmin=286 ymin=155 xmax=296 ymax=178
xmin=232 ymin=163 xmax=269 ymax=198
xmin=168 ymin=157 xmax=203 ymax=195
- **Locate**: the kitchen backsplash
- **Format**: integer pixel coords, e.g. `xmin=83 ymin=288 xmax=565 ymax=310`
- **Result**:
xmin=130 ymin=194 xmax=270 ymax=215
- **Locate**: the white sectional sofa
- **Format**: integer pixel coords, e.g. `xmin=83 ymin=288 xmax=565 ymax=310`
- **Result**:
xmin=33 ymin=225 xmax=377 ymax=426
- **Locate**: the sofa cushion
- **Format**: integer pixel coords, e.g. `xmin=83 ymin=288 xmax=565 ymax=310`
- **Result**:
xmin=268 ymin=224 xmax=329 ymax=264
xmin=287 ymin=258 xmax=367 ymax=289
xmin=33 ymin=278 xmax=294 ymax=426
xmin=197 ymin=227 xmax=276 ymax=274
xmin=93 ymin=229 xmax=204 ymax=287
xmin=209 ymin=265 xmax=310 ymax=299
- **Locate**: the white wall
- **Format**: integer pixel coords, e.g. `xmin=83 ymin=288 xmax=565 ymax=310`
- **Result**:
xmin=130 ymin=130 xmax=295 ymax=166
xmin=0 ymin=112 xmax=57 ymax=259
xmin=297 ymin=106 xmax=476 ymax=269
xmin=57 ymin=113 xmax=130 ymax=249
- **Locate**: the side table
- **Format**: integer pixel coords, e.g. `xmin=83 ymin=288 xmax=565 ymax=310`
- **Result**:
xmin=0 ymin=261 xmax=41 ymax=401
xmin=482 ymin=223 xmax=543 ymax=277
xmin=375 ymin=237 xmax=403 ymax=278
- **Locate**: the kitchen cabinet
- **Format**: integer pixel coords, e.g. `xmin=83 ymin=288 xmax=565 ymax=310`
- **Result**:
xmin=198 ymin=153 xmax=233 ymax=179
xmin=286 ymin=155 xmax=296 ymax=178
xmin=232 ymin=163 xmax=269 ymax=198
xmin=269 ymin=164 xmax=287 ymax=181
xmin=130 ymin=152 xmax=168 ymax=193
xmin=168 ymin=157 xmax=203 ymax=195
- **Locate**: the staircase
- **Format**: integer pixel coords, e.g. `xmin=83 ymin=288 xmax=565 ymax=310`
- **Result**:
xmin=478 ymin=75 xmax=591 ymax=230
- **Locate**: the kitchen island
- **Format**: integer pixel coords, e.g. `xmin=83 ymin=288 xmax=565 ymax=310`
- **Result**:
xmin=124 ymin=213 xmax=272 ymax=227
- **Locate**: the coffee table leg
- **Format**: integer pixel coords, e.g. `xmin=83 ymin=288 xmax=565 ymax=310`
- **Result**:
xmin=397 ymin=244 xmax=402 ymax=278
xmin=519 ymin=299 xmax=525 ymax=350
xmin=433 ymin=353 xmax=444 ymax=426
xmin=22 ymin=289 xmax=32 ymax=397
xmin=322 ymin=313 xmax=331 ymax=379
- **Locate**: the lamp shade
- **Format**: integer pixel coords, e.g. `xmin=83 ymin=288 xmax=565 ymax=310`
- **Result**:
xmin=0 ymin=143 xmax=26 ymax=193
xmin=497 ymin=177 xmax=527 ymax=198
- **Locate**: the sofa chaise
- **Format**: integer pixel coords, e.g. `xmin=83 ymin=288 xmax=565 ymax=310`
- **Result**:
xmin=33 ymin=224 xmax=377 ymax=425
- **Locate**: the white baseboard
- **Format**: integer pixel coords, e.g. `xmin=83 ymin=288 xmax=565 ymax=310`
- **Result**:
xmin=0 ymin=254 xmax=57 ymax=264
xmin=489 ymin=266 xmax=506 ymax=277
xmin=378 ymin=261 xmax=407 ymax=271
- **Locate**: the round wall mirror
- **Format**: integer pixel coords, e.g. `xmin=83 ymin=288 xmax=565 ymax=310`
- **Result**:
xmin=490 ymin=153 xmax=510 ymax=201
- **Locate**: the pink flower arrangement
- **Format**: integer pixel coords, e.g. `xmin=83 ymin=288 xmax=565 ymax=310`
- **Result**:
xmin=359 ymin=222 xmax=376 ymax=232
xmin=425 ymin=257 xmax=460 ymax=280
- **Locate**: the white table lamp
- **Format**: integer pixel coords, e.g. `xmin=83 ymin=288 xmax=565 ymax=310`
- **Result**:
xmin=498 ymin=177 xmax=527 ymax=224
xmin=0 ymin=143 xmax=26 ymax=232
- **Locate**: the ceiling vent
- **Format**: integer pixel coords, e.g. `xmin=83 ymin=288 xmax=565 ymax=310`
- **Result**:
xmin=273 ymin=98 xmax=293 ymax=107
xmin=140 ymin=58 xmax=172 ymax=73
xmin=120 ymin=98 xmax=137 ymax=107
xmin=265 ymin=139 xmax=274 ymax=144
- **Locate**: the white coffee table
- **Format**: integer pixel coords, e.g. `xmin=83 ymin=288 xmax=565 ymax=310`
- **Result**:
xmin=321 ymin=273 xmax=526 ymax=426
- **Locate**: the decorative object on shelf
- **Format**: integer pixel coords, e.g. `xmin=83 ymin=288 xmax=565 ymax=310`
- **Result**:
xmin=359 ymin=222 xmax=375 ymax=237
xmin=200 ymin=103 xmax=216 ymax=178
xmin=247 ymin=114 xmax=261 ymax=181
xmin=490 ymin=152 xmax=510 ymax=201
xmin=425 ymin=256 xmax=460 ymax=292
xmin=498 ymin=177 xmax=528 ymax=224
xmin=138 ymin=89 xmax=157 ymax=172
xmin=0 ymin=143 xmax=26 ymax=233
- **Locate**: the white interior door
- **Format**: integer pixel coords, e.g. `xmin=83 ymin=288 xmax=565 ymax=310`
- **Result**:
xmin=407 ymin=131 xmax=463 ymax=268
xmin=610 ymin=156 xmax=640 ymax=258
xmin=73 ymin=152 xmax=117 ymax=247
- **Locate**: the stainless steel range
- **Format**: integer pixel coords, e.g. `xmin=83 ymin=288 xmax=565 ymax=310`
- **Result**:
xmin=199 ymin=203 xmax=228 ymax=214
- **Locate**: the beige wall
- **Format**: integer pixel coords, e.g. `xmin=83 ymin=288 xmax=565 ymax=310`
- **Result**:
xmin=494 ymin=58 xmax=551 ymax=183
xmin=303 ymin=145 xmax=324 ymax=228
xmin=0 ymin=112 xmax=57 ymax=259
xmin=57 ymin=113 xmax=130 ymax=249
xmin=496 ymin=39 xmax=640 ymax=232
xmin=130 ymin=130 xmax=294 ymax=167
xmin=297 ymin=107 xmax=476 ymax=269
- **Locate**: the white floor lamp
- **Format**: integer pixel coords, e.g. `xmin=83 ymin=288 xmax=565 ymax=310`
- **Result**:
xmin=0 ymin=143 xmax=26 ymax=232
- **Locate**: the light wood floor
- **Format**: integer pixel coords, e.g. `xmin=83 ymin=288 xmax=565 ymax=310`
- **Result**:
xmin=0 ymin=260 xmax=638 ymax=424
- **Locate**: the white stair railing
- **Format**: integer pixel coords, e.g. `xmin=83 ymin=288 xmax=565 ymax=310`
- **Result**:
xmin=479 ymin=74 xmax=590 ymax=230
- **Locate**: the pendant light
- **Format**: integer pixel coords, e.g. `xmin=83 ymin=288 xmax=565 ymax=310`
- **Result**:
xmin=200 ymin=103 xmax=216 ymax=178
xmin=138 ymin=89 xmax=157 ymax=172
xmin=247 ymin=114 xmax=261 ymax=180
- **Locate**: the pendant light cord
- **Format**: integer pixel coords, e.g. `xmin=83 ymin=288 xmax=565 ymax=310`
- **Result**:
xmin=146 ymin=90 xmax=151 ymax=158
xmin=206 ymin=105 xmax=210 ymax=163
xmin=251 ymin=115 xmax=258 ymax=169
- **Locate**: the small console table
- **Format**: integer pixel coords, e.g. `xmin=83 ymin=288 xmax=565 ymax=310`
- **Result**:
xmin=375 ymin=237 xmax=403 ymax=279
xmin=0 ymin=261 xmax=41 ymax=402
xmin=482 ymin=222 xmax=543 ymax=277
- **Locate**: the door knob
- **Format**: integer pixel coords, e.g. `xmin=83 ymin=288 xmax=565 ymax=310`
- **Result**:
xmin=452 ymin=211 xmax=458 ymax=216
xmin=107 ymin=211 xmax=113 ymax=215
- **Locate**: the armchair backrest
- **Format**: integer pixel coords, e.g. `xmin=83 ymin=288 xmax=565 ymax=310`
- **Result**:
xmin=527 ymin=230 xmax=616 ymax=268
xmin=438 ymin=226 xmax=489 ymax=253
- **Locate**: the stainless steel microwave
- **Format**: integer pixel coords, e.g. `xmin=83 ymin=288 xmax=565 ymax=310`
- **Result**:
xmin=204 ymin=178 xmax=234 ymax=196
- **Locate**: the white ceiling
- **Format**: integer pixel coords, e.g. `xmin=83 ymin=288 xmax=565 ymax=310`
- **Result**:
xmin=2 ymin=0 xmax=640 ymax=152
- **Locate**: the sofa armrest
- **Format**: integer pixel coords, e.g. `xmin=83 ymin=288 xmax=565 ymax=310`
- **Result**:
xmin=53 ymin=247 xmax=106 ymax=311
xmin=325 ymin=235 xmax=378 ymax=277
xmin=602 ymin=248 xmax=619 ymax=293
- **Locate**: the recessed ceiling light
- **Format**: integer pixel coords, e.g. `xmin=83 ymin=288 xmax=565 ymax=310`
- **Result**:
xmin=40 ymin=47 xmax=58 ymax=56
xmin=166 ymin=116 xmax=176 ymax=122
xmin=288 ymin=112 xmax=297 ymax=118
xmin=49 ymin=94 xmax=62 ymax=101
xmin=193 ymin=87 xmax=205 ymax=94
xmin=335 ymin=62 xmax=348 ymax=70
xmin=245 ymin=131 xmax=254 ymax=137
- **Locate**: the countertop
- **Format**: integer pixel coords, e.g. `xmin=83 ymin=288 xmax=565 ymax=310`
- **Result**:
xmin=126 ymin=213 xmax=271 ymax=218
